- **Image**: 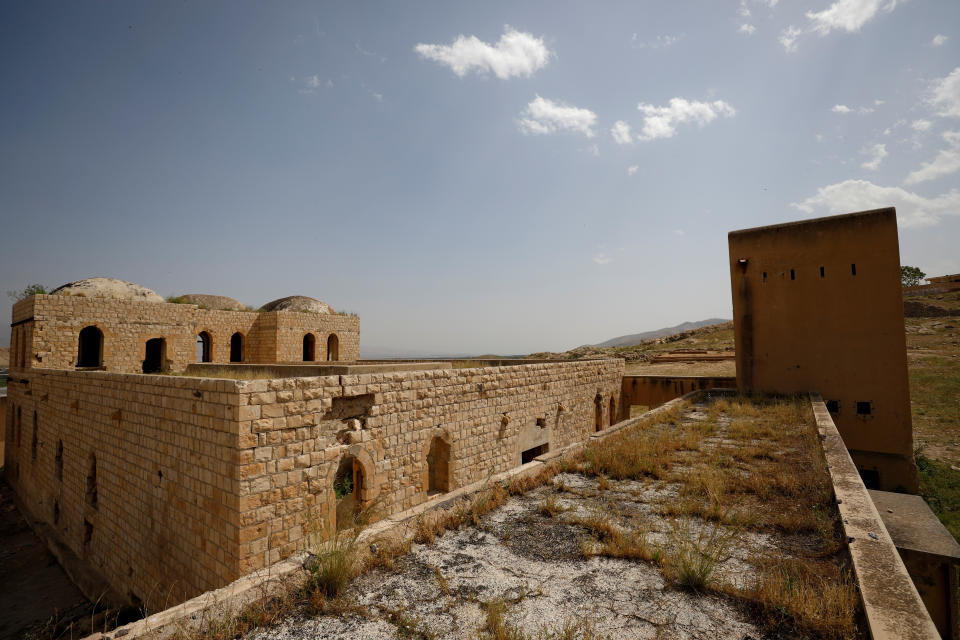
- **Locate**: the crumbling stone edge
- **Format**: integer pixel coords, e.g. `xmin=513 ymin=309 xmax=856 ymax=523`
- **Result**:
xmin=81 ymin=392 xmax=701 ymax=640
xmin=811 ymin=392 xmax=940 ymax=640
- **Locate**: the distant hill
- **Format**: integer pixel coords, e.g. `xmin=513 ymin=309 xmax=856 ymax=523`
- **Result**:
xmin=594 ymin=319 xmax=730 ymax=348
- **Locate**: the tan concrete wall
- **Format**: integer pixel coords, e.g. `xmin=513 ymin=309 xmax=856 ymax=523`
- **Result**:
xmin=619 ymin=375 xmax=736 ymax=418
xmin=728 ymin=208 xmax=917 ymax=491
xmin=12 ymin=295 xmax=360 ymax=374
xmin=5 ymin=358 xmax=621 ymax=609
xmin=4 ymin=371 xmax=242 ymax=607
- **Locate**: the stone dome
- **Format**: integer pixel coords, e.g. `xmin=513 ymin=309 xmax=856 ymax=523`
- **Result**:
xmin=175 ymin=294 xmax=246 ymax=311
xmin=260 ymin=295 xmax=333 ymax=314
xmin=50 ymin=278 xmax=164 ymax=303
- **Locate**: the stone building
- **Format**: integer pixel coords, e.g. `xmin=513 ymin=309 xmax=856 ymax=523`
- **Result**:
xmin=4 ymin=278 xmax=622 ymax=609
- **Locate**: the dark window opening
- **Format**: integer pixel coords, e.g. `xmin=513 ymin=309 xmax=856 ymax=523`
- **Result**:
xmin=83 ymin=519 xmax=93 ymax=546
xmin=230 ymin=332 xmax=244 ymax=362
xmin=859 ymin=468 xmax=880 ymax=490
xmin=142 ymin=338 xmax=165 ymax=373
xmin=303 ymin=333 xmax=316 ymax=361
xmin=77 ymin=326 xmax=103 ymax=368
xmin=327 ymin=334 xmax=340 ymax=361
xmin=762 ymin=271 xmax=767 ymax=282
xmin=56 ymin=440 xmax=63 ymax=481
xmin=609 ymin=397 xmax=616 ymax=426
xmin=197 ymin=332 xmax=212 ymax=363
xmin=334 ymin=455 xmax=363 ymax=530
xmin=790 ymin=269 xmax=795 ymax=281
xmin=851 ymin=263 xmax=857 ymax=276
xmin=826 ymin=400 xmax=840 ymax=414
xmin=820 ymin=266 xmax=825 ymax=278
xmin=536 ymin=418 xmax=546 ymax=428
xmin=426 ymin=437 xmax=451 ymax=494
xmin=594 ymin=394 xmax=603 ymax=432
xmin=31 ymin=411 xmax=38 ymax=461
xmin=856 ymin=401 xmax=872 ymax=416
xmin=86 ymin=454 xmax=98 ymax=508
xmin=521 ymin=443 xmax=549 ymax=464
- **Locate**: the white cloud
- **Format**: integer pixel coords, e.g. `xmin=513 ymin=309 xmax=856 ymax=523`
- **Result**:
xmin=372 ymin=92 xmax=383 ymax=102
xmin=611 ymin=121 xmax=633 ymax=145
xmin=635 ymin=98 xmax=736 ymax=141
xmin=905 ymin=131 xmax=960 ymax=185
xmin=631 ymin=34 xmax=680 ymax=49
xmin=832 ymin=104 xmax=852 ymax=114
xmin=912 ymin=119 xmax=932 ymax=132
xmin=627 ymin=165 xmax=639 ymax=176
xmin=861 ymin=143 xmax=887 ymax=170
xmin=779 ymin=26 xmax=803 ymax=52
xmin=782 ymin=0 xmax=899 ymax=52
xmin=806 ymin=0 xmax=898 ymax=36
xmin=932 ymin=34 xmax=948 ymax=47
xmin=739 ymin=24 xmax=757 ymax=35
xmin=928 ymin=67 xmax=960 ymax=118
xmin=414 ymin=26 xmax=551 ymax=79
xmin=673 ymin=229 xmax=686 ymax=236
xmin=792 ymin=178 xmax=960 ymax=227
xmin=593 ymin=253 xmax=613 ymax=265
xmin=815 ymin=133 xmax=824 ymax=142
xmin=738 ymin=2 xmax=751 ymax=18
xmin=518 ymin=96 xmax=597 ymax=138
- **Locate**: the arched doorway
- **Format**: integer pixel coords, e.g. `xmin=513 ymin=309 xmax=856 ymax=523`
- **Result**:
xmin=230 ymin=332 xmax=244 ymax=362
xmin=594 ymin=394 xmax=603 ymax=432
xmin=77 ymin=326 xmax=103 ymax=368
xmin=426 ymin=437 xmax=451 ymax=494
xmin=142 ymin=338 xmax=166 ymax=373
xmin=609 ymin=396 xmax=617 ymax=426
xmin=334 ymin=455 xmax=363 ymax=530
xmin=197 ymin=332 xmax=212 ymax=363
xmin=303 ymin=333 xmax=316 ymax=361
xmin=327 ymin=334 xmax=339 ymax=361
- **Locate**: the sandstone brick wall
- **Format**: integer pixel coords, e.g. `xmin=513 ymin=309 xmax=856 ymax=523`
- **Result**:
xmin=12 ymin=295 xmax=360 ymax=374
xmin=4 ymin=371 xmax=243 ymax=607
xmin=233 ymin=359 xmax=623 ymax=573
xmin=4 ymin=358 xmax=621 ymax=609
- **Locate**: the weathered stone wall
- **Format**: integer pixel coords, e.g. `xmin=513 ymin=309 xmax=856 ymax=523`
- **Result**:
xmin=4 ymin=358 xmax=621 ymax=607
xmin=619 ymin=375 xmax=736 ymax=418
xmin=3 ymin=371 xmax=243 ymax=607
xmin=12 ymin=295 xmax=360 ymax=374
xmin=233 ymin=359 xmax=623 ymax=573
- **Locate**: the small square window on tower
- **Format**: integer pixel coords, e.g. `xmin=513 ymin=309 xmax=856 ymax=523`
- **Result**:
xmin=826 ymin=400 xmax=840 ymax=414
xmin=856 ymin=401 xmax=872 ymax=416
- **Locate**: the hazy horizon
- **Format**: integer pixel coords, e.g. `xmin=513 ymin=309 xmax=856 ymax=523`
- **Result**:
xmin=2 ymin=2 xmax=958 ymax=354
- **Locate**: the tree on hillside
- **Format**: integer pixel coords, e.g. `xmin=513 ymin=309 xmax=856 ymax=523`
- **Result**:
xmin=6 ymin=284 xmax=48 ymax=301
xmin=901 ymin=266 xmax=926 ymax=288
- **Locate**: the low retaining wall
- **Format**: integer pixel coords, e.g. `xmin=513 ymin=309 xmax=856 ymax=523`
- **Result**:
xmin=811 ymin=392 xmax=939 ymax=639
xmin=618 ymin=375 xmax=735 ymax=419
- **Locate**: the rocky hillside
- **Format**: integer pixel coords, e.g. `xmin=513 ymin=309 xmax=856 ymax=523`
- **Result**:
xmin=529 ymin=321 xmax=734 ymax=362
xmin=593 ymin=318 xmax=730 ymax=348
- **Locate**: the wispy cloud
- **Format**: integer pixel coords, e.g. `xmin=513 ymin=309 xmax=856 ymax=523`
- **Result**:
xmin=611 ymin=120 xmax=633 ymax=145
xmin=635 ymin=98 xmax=735 ymax=141
xmin=298 ymin=75 xmax=326 ymax=94
xmin=860 ymin=143 xmax=887 ymax=170
xmin=593 ymin=253 xmax=613 ymax=265
xmin=631 ymin=34 xmax=680 ymax=49
xmin=739 ymin=24 xmax=757 ymax=35
xmin=792 ymin=178 xmax=960 ymax=227
xmin=832 ymin=103 xmax=874 ymax=114
xmin=415 ymin=26 xmax=551 ymax=79
xmin=627 ymin=165 xmax=639 ymax=176
xmin=905 ymin=131 xmax=960 ymax=185
xmin=781 ymin=0 xmax=899 ymax=52
xmin=928 ymin=67 xmax=960 ymax=119
xmin=912 ymin=119 xmax=932 ymax=132
xmin=932 ymin=34 xmax=948 ymax=47
xmin=518 ymin=96 xmax=597 ymax=138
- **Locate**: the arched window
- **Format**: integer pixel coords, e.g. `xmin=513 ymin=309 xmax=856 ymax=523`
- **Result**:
xmin=77 ymin=326 xmax=103 ymax=368
xmin=426 ymin=437 xmax=451 ymax=494
xmin=609 ymin=396 xmax=616 ymax=427
xmin=303 ymin=333 xmax=316 ymax=361
xmin=86 ymin=454 xmax=98 ymax=508
xmin=197 ymin=332 xmax=212 ymax=363
xmin=142 ymin=338 xmax=166 ymax=373
xmin=230 ymin=332 xmax=244 ymax=362
xmin=334 ymin=455 xmax=363 ymax=530
xmin=594 ymin=394 xmax=603 ymax=432
xmin=327 ymin=333 xmax=339 ymax=362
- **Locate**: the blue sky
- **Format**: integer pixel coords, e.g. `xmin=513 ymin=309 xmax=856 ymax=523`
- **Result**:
xmin=2 ymin=1 xmax=958 ymax=355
